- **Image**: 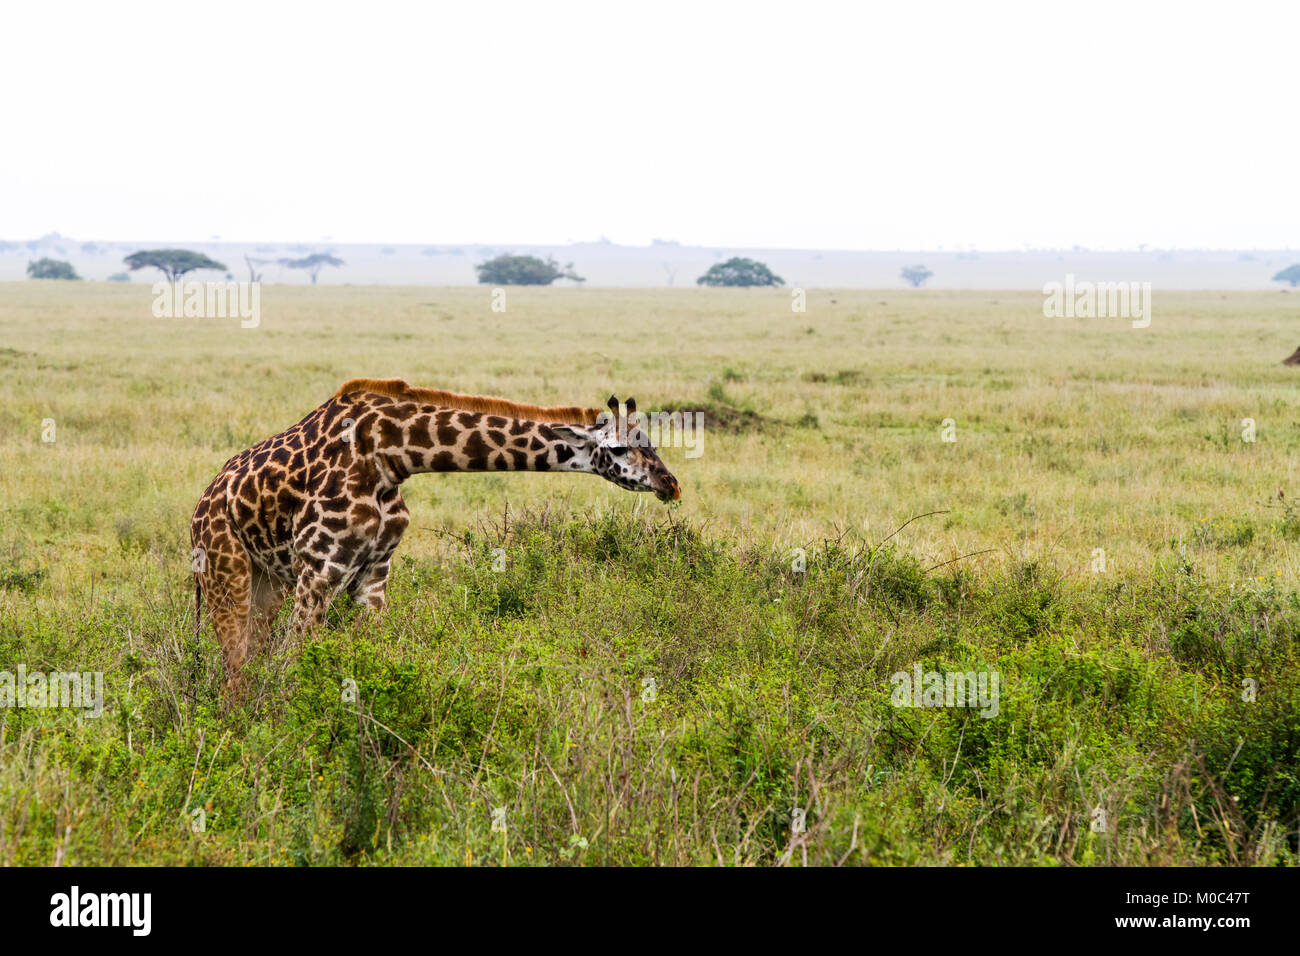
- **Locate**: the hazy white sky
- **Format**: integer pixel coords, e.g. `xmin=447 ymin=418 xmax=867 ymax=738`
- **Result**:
xmin=3 ymin=0 xmax=1296 ymax=250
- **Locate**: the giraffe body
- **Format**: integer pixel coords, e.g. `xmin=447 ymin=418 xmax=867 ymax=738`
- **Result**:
xmin=191 ymin=380 xmax=679 ymax=700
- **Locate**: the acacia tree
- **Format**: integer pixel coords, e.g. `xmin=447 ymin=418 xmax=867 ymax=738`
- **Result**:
xmin=696 ymin=257 xmax=783 ymax=287
xmin=1277 ymin=266 xmax=1300 ymax=363
xmin=124 ymin=249 xmax=227 ymax=282
xmin=1272 ymin=264 xmax=1300 ymax=288
xmin=244 ymin=254 xmax=272 ymax=283
xmin=280 ymin=252 xmax=344 ymax=284
xmin=26 ymin=258 xmax=80 ymax=280
xmin=475 ymin=254 xmax=583 ymax=285
xmin=1268 ymin=264 xmax=1300 ymax=364
xmin=901 ymin=265 xmax=933 ymax=287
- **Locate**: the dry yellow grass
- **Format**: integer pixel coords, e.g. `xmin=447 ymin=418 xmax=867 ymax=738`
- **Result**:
xmin=1 ymin=281 xmax=1298 ymax=599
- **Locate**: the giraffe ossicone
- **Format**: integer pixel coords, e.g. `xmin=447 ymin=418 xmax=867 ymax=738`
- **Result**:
xmin=191 ymin=379 xmax=681 ymax=702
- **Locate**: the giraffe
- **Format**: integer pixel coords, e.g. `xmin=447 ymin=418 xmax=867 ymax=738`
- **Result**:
xmin=190 ymin=378 xmax=681 ymax=701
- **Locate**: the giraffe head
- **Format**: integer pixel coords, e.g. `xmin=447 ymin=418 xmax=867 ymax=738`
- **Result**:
xmin=550 ymin=396 xmax=682 ymax=502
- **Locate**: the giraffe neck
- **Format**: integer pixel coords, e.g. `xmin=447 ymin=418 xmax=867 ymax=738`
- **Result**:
xmin=361 ymin=401 xmax=590 ymax=483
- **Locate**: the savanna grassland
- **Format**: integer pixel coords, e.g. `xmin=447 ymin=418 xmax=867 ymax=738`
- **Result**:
xmin=1 ymin=281 xmax=1298 ymax=866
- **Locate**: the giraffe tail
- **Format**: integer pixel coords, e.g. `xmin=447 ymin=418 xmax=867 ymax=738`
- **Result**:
xmin=191 ymin=575 xmax=203 ymax=686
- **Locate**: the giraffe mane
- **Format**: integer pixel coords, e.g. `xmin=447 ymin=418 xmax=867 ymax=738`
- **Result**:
xmin=334 ymin=378 xmax=602 ymax=425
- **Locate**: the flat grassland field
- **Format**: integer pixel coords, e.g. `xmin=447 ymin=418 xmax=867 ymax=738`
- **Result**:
xmin=1 ymin=282 xmax=1298 ymax=865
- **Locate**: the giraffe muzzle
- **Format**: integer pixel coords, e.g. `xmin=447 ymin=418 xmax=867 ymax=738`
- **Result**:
xmin=656 ymin=476 xmax=682 ymax=502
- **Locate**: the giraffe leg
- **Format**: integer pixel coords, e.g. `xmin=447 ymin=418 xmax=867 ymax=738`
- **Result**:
xmin=348 ymin=560 xmax=392 ymax=613
xmin=207 ymin=554 xmax=254 ymax=706
xmin=193 ymin=509 xmax=256 ymax=706
xmin=345 ymin=496 xmax=407 ymax=616
xmin=251 ymin=568 xmax=291 ymax=649
xmin=291 ymin=566 xmax=337 ymax=634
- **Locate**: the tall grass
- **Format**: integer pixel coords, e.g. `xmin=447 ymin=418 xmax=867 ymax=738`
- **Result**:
xmin=1 ymin=508 xmax=1296 ymax=866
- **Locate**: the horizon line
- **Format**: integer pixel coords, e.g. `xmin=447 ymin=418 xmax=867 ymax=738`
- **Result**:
xmin=5 ymin=236 xmax=1297 ymax=256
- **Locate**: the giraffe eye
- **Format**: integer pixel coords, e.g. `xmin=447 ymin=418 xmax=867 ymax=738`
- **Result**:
xmin=609 ymin=446 xmax=629 ymax=456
